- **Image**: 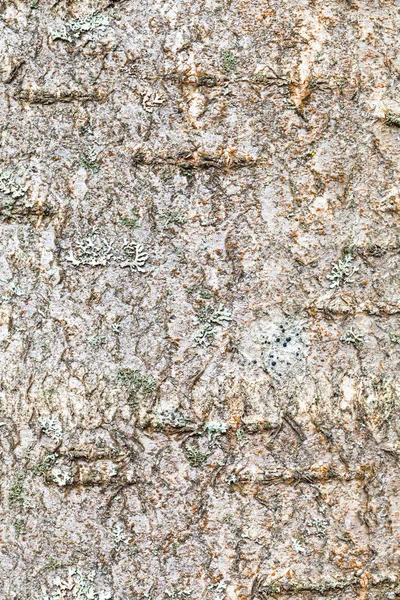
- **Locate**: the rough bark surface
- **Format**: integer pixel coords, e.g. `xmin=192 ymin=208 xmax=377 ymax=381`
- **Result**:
xmin=0 ymin=0 xmax=399 ymax=598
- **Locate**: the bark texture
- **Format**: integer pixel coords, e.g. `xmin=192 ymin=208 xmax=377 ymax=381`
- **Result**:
xmin=0 ymin=0 xmax=399 ymax=598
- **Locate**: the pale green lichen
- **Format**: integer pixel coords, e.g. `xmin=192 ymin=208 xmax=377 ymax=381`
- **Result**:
xmin=194 ymin=303 xmax=232 ymax=346
xmin=199 ymin=288 xmax=213 ymax=299
xmin=367 ymin=376 xmax=397 ymax=427
xmin=160 ymin=208 xmax=187 ymax=228
xmin=199 ymin=303 xmax=232 ymax=327
xmin=185 ymin=446 xmax=209 ymax=467
xmin=8 ymin=473 xmax=26 ymax=509
xmin=44 ymin=556 xmax=64 ymax=570
xmin=52 ymin=468 xmax=72 ymax=487
xmin=327 ymin=255 xmax=358 ymax=288
xmin=32 ymin=453 xmax=58 ymax=477
xmin=88 ymin=334 xmax=106 ymax=347
xmin=165 ymin=585 xmax=193 ymax=598
xmin=117 ymin=368 xmax=157 ymax=406
xmin=385 ymin=110 xmax=400 ymax=127
xmin=221 ymin=52 xmax=237 ymax=73
xmin=236 ymin=428 xmax=246 ymax=447
xmin=305 ymin=518 xmax=329 ymax=538
xmin=389 ymin=332 xmax=400 ymax=344
xmin=81 ymin=149 xmax=100 ymax=173
xmin=208 ymin=580 xmax=228 ymax=600
xmin=141 ymin=90 xmax=166 ymax=113
xmin=13 ymin=517 xmax=26 ymax=538
xmin=193 ymin=322 xmax=216 ymax=346
xmin=120 ymin=209 xmax=140 ymax=229
xmin=292 ymin=538 xmax=306 ymax=554
xmin=203 ymin=421 xmax=228 ymax=446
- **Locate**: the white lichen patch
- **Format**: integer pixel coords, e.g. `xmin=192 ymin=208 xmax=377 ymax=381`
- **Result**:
xmin=111 ymin=523 xmax=127 ymax=552
xmin=51 ymin=13 xmax=111 ymax=43
xmin=40 ymin=567 xmax=112 ymax=600
xmin=0 ymin=168 xmax=28 ymax=198
xmin=66 ymin=231 xmax=149 ymax=272
xmin=38 ymin=416 xmax=62 ymax=442
xmin=340 ymin=327 xmax=364 ymax=348
xmin=203 ymin=421 xmax=228 ymax=446
xmin=140 ymin=89 xmax=167 ymax=113
xmin=119 ymin=240 xmax=149 ymax=272
xmin=52 ymin=468 xmax=72 ymax=487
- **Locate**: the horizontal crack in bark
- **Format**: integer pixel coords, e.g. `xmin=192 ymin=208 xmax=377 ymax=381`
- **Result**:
xmin=253 ymin=574 xmax=399 ymax=598
xmin=132 ymin=148 xmax=265 ymax=171
xmin=14 ymin=89 xmax=103 ymax=104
